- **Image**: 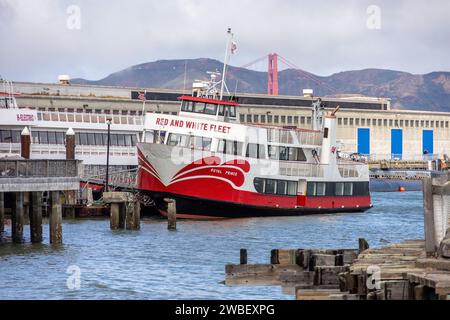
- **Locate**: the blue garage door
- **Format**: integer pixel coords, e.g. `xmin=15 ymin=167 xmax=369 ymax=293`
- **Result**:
xmin=357 ymin=128 xmax=370 ymax=155
xmin=391 ymin=129 xmax=403 ymax=160
xmin=422 ymin=130 xmax=433 ymax=159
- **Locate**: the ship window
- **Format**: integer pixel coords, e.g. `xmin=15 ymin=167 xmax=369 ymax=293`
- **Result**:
xmin=225 ymin=106 xmax=236 ymax=118
xmin=276 ymin=180 xmax=287 ymax=195
xmin=265 ymin=179 xmax=276 ymax=194
xmin=167 ymin=133 xmax=189 ymax=148
xmin=204 ymin=104 xmax=217 ymax=115
xmin=117 ymin=134 xmax=124 ymax=146
xmin=218 ymin=105 xmax=224 ymax=116
xmin=287 ymin=181 xmax=297 ymax=196
xmin=324 ymin=128 xmax=329 ymax=138
xmin=218 ymin=139 xmax=243 ymax=155
xmin=292 ymin=148 xmax=307 ymax=161
xmin=131 ymin=134 xmax=138 ymax=145
xmin=88 ymin=133 xmax=96 ymax=145
xmin=125 ymin=134 xmax=132 ymax=146
xmin=307 ymin=182 xmax=316 ymax=196
xmin=344 ymin=183 xmax=353 ymax=196
xmin=10 ymin=130 xmax=20 ymax=143
xmin=0 ymin=130 xmax=11 ymax=142
xmin=316 ymin=182 xmax=326 ymax=196
xmin=279 ymin=146 xmax=289 ymax=160
xmin=56 ymin=132 xmax=64 ymax=144
xmin=191 ymin=136 xmax=212 ymax=151
xmin=246 ymin=143 xmax=265 ymax=159
xmin=193 ymin=102 xmax=206 ymax=113
xmin=253 ymin=178 xmax=265 ymax=193
xmin=110 ymin=134 xmax=118 ymax=146
xmin=335 ymin=182 xmax=344 ymax=196
xmin=39 ymin=131 xmax=49 ymax=144
xmin=94 ymin=133 xmax=103 ymax=145
xmin=268 ymin=145 xmax=279 ymax=160
xmin=181 ymin=101 xmax=194 ymax=112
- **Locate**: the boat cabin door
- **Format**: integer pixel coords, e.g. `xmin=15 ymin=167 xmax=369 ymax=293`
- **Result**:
xmin=297 ymin=179 xmax=308 ymax=207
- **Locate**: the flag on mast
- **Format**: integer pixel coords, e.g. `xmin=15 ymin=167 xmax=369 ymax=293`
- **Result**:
xmin=230 ymin=41 xmax=237 ymax=54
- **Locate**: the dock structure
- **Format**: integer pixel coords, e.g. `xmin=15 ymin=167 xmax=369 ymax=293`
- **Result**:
xmin=103 ymin=192 xmax=140 ymax=230
xmin=0 ymin=159 xmax=82 ymax=244
xmin=225 ymin=174 xmax=450 ymax=300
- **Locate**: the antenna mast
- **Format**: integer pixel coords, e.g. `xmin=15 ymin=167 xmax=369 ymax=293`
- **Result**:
xmin=219 ymin=28 xmax=233 ymax=101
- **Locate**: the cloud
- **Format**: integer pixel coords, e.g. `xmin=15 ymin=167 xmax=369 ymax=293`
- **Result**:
xmin=1 ymin=0 xmax=449 ymax=82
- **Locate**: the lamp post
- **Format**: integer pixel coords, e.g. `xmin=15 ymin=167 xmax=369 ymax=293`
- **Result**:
xmin=105 ymin=118 xmax=112 ymax=193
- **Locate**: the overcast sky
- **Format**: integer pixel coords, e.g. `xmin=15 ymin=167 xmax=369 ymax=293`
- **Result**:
xmin=1 ymin=0 xmax=449 ymax=82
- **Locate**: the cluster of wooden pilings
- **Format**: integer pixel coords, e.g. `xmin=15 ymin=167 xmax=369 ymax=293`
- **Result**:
xmin=226 ymin=238 xmax=450 ymax=300
xmin=103 ymin=192 xmax=141 ymax=230
xmin=225 ymin=175 xmax=450 ymax=300
xmin=0 ymin=191 xmax=63 ymax=244
xmin=0 ymin=127 xmax=80 ymax=244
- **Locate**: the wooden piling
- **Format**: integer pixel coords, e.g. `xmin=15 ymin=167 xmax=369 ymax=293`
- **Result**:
xmin=423 ymin=178 xmax=437 ymax=255
xmin=110 ymin=203 xmax=120 ymax=230
xmin=12 ymin=192 xmax=24 ymax=243
xmin=0 ymin=192 xmax=4 ymax=234
xmin=50 ymin=191 xmax=62 ymax=244
xmin=166 ymin=198 xmax=176 ymax=230
xmin=65 ymin=128 xmax=75 ymax=160
xmin=20 ymin=127 xmax=31 ymax=159
xmin=125 ymin=202 xmax=140 ymax=230
xmin=30 ymin=191 xmax=43 ymax=243
xmin=358 ymin=238 xmax=369 ymax=253
xmin=240 ymin=249 xmax=248 ymax=265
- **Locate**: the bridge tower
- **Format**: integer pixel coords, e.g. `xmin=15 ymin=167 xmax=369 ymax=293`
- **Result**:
xmin=268 ymin=53 xmax=279 ymax=96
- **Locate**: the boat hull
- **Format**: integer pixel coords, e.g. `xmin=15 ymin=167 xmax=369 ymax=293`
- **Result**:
xmin=150 ymin=192 xmax=371 ymax=219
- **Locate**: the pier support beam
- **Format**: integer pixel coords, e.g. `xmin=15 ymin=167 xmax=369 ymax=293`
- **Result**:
xmin=50 ymin=191 xmax=62 ymax=244
xmin=30 ymin=192 xmax=43 ymax=243
xmin=125 ymin=202 xmax=140 ymax=230
xmin=423 ymin=178 xmax=437 ymax=255
xmin=166 ymin=199 xmax=176 ymax=231
xmin=0 ymin=192 xmax=4 ymax=235
xmin=110 ymin=203 xmax=125 ymax=230
xmin=12 ymin=192 xmax=24 ymax=243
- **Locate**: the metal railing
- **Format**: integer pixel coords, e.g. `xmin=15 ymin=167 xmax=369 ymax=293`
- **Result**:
xmin=37 ymin=111 xmax=143 ymax=126
xmin=337 ymin=164 xmax=360 ymax=178
xmin=82 ymin=168 xmax=137 ymax=189
xmin=278 ymin=161 xmax=324 ymax=177
xmin=267 ymin=127 xmax=323 ymax=146
xmin=0 ymin=159 xmax=82 ymax=178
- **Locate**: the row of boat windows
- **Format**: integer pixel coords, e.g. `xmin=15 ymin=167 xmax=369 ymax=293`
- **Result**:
xmin=241 ymin=113 xmax=450 ymax=129
xmin=306 ymin=182 xmax=370 ymax=196
xmin=242 ymin=114 xmax=311 ymax=125
xmin=0 ymin=129 xmax=138 ymax=146
xmin=337 ymin=117 xmax=449 ymax=129
xmin=254 ymin=178 xmax=298 ymax=196
xmin=181 ymin=101 xmax=237 ymax=118
xmin=166 ymin=133 xmax=307 ymax=161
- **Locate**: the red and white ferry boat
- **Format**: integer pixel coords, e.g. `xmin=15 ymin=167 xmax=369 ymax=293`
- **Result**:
xmin=137 ymin=31 xmax=371 ymax=219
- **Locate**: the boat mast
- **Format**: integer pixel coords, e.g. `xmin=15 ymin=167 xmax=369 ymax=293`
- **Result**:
xmin=219 ymin=28 xmax=233 ymax=101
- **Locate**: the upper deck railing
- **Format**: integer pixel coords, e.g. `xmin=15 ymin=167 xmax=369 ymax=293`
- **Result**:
xmin=0 ymin=159 xmax=82 ymax=178
xmin=37 ymin=110 xmax=144 ymax=126
xmin=266 ymin=127 xmax=323 ymax=146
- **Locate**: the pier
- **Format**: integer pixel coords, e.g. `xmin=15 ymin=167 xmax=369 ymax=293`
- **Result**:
xmin=225 ymin=174 xmax=450 ymax=300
